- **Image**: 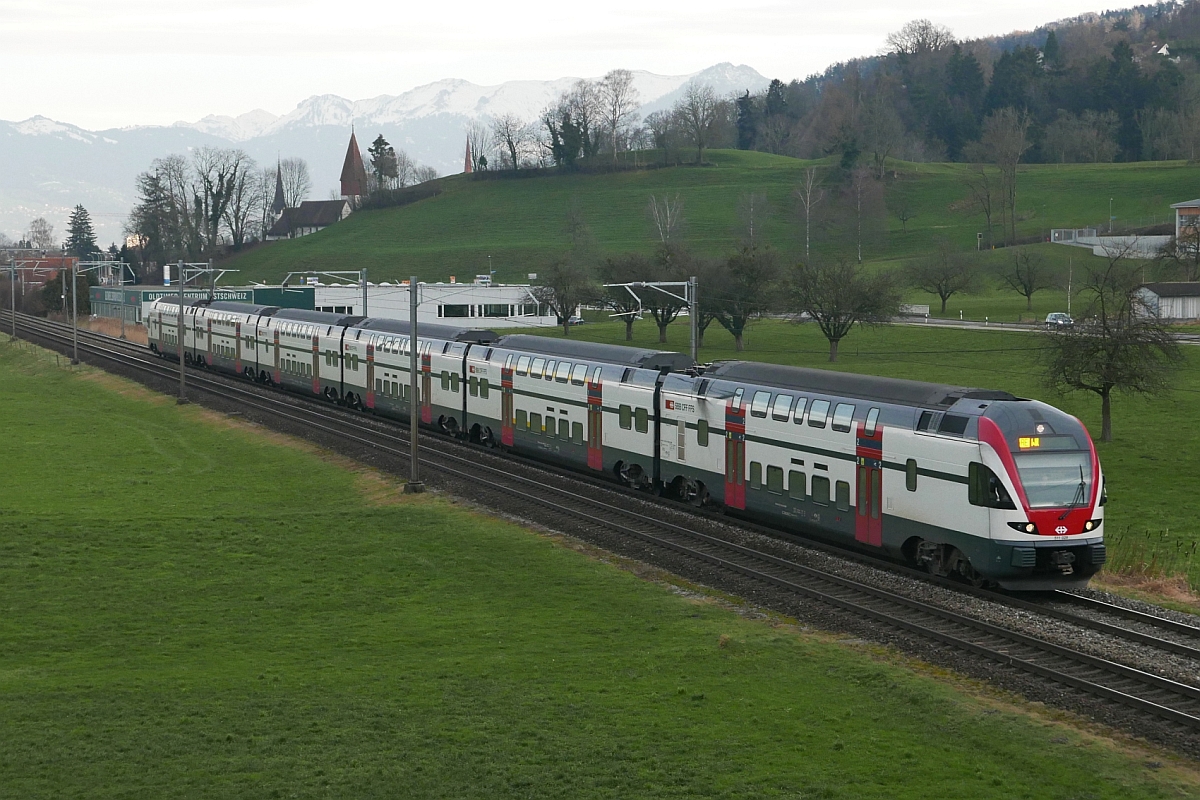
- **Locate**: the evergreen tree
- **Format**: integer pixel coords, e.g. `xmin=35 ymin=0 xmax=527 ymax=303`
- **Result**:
xmin=1042 ymin=30 xmax=1061 ymax=67
xmin=65 ymin=205 xmax=97 ymax=258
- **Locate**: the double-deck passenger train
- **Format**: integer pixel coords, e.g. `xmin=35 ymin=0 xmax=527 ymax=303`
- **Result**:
xmin=147 ymin=297 xmax=1106 ymax=590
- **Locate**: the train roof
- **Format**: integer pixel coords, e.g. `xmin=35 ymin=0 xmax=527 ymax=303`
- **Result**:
xmin=703 ymin=361 xmax=1017 ymax=407
xmin=273 ymin=308 xmax=366 ymax=326
xmin=356 ymin=318 xmax=499 ymax=343
xmin=496 ymin=334 xmax=694 ymax=372
xmin=207 ymin=300 xmax=280 ymax=315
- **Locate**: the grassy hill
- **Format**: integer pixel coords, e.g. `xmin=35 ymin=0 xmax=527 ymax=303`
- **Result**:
xmin=221 ymin=150 xmax=1200 ymax=289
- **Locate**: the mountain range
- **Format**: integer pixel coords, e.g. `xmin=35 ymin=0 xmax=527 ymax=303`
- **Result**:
xmin=0 ymin=63 xmax=769 ymax=244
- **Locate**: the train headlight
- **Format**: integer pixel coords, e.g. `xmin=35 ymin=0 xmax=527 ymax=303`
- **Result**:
xmin=1084 ymin=519 xmax=1101 ymax=531
xmin=1007 ymin=521 xmax=1038 ymax=534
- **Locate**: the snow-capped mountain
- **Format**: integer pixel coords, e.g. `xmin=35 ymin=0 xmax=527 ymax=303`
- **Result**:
xmin=1 ymin=63 xmax=769 ymax=244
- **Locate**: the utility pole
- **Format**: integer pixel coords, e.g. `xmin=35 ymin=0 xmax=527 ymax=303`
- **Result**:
xmin=71 ymin=261 xmax=79 ymax=364
xmin=361 ymin=269 xmax=368 ymax=317
xmin=8 ymin=261 xmax=15 ymax=341
xmin=177 ymin=260 xmax=188 ymax=404
xmin=688 ymin=276 xmax=698 ymax=363
xmin=404 ymin=277 xmax=424 ymax=493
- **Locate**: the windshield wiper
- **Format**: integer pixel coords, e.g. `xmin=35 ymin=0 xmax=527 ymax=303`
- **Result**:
xmin=1059 ymin=465 xmax=1086 ymax=520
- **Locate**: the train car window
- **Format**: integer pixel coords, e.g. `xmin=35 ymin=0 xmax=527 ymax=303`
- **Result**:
xmin=1100 ymin=478 xmax=1107 ymax=506
xmin=808 ymin=400 xmax=830 ymax=428
xmin=697 ymin=379 xmax=709 ymax=397
xmin=530 ymin=413 xmax=542 ymax=434
xmin=516 ymin=409 xmax=528 ymax=429
xmin=766 ymin=466 xmax=784 ymax=494
xmin=441 ymin=371 xmax=450 ymax=391
xmin=865 ymin=408 xmax=880 ymax=435
xmin=554 ymin=361 xmax=572 ymax=382
xmin=968 ymin=462 xmax=1016 ymax=509
xmin=749 ymin=461 xmax=762 ymax=490
xmin=442 ymin=343 xmax=450 ymax=354
xmin=771 ymin=395 xmax=793 ymax=421
xmin=811 ymin=476 xmax=831 ymax=506
xmin=792 ymin=398 xmax=808 ymax=424
xmin=621 ymin=368 xmax=633 ymax=383
xmin=835 ymin=481 xmax=851 ymax=512
xmin=938 ymin=414 xmax=969 ymax=436
xmin=732 ymin=388 xmax=744 ymax=410
xmin=469 ymin=376 xmax=479 ymax=396
xmin=619 ymin=405 xmax=632 ymax=430
xmin=504 ymin=354 xmax=514 ymax=370
xmin=485 ymin=348 xmax=494 ymax=361
xmin=559 ymin=418 xmax=571 ymax=438
xmin=517 ymin=356 xmax=531 ymax=375
xmin=788 ymin=471 xmax=806 ymax=500
xmin=916 ymin=411 xmax=936 ymax=432
xmin=635 ymin=407 xmax=649 ymax=433
xmin=451 ymin=373 xmax=460 ymax=392
xmin=544 ymin=418 xmax=555 ymax=438
xmin=697 ymin=419 xmax=709 ymax=447
xmin=906 ymin=459 xmax=918 ymax=492
xmin=750 ymin=391 xmax=770 ymax=418
xmin=570 ymin=364 xmax=588 ymax=385
xmin=480 ymin=379 xmax=490 ymax=399
xmin=832 ymin=403 xmax=855 ymax=433
xmin=572 ymin=421 xmax=584 ymax=444
xmin=591 ymin=367 xmax=602 ymax=384
xmin=544 ymin=360 xmax=556 ymax=380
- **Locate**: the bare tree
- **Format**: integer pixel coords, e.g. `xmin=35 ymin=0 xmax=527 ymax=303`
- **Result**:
xmin=221 ymin=155 xmax=260 ymax=249
xmin=531 ymin=258 xmax=599 ymax=336
xmin=648 ymin=194 xmax=685 ymax=244
xmin=280 ymin=157 xmax=311 ymax=208
xmin=790 ymin=259 xmax=902 ymax=361
xmin=713 ymin=245 xmax=781 ymax=351
xmin=491 ymin=114 xmax=529 ymax=170
xmin=794 ymin=167 xmax=825 ymax=262
xmin=906 ymin=239 xmax=979 ymax=313
xmin=255 ymin=166 xmax=276 ymax=239
xmin=737 ymin=192 xmax=770 ymax=249
xmin=675 ymin=83 xmax=720 ymax=164
xmin=971 ymin=108 xmax=1030 ymax=245
xmin=995 ymin=248 xmax=1058 ymax=310
xmin=643 ymin=244 xmax=692 ymax=343
xmin=600 ymin=69 xmax=641 ymax=159
xmin=885 ymin=19 xmax=955 ymax=55
xmin=413 ymin=165 xmax=439 ymax=184
xmin=564 ymin=79 xmax=604 ymax=159
xmin=27 ymin=218 xmax=56 ymax=250
xmin=1158 ymin=223 xmax=1200 ymax=281
xmin=861 ymin=92 xmax=904 ymax=178
xmin=964 ymin=165 xmax=997 ymax=249
xmin=192 ymin=146 xmax=248 ymax=251
xmin=1042 ymin=245 xmax=1182 ymax=442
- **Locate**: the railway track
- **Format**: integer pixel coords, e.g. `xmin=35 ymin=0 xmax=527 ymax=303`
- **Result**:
xmin=9 ymin=311 xmax=1200 ymax=747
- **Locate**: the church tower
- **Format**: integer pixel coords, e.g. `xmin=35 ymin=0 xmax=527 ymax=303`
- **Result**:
xmin=271 ymin=161 xmax=286 ymax=217
xmin=463 ymin=138 xmax=473 ymax=174
xmin=340 ymin=129 xmax=369 ymax=201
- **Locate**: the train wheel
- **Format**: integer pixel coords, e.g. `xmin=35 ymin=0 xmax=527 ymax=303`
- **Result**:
xmin=616 ymin=461 xmax=650 ymax=490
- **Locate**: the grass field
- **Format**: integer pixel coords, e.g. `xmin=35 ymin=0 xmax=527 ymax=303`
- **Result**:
xmin=537 ymin=317 xmax=1200 ymax=593
xmin=3 ymin=341 xmax=1200 ymax=797
xmin=220 ymin=151 xmax=1200 ymax=288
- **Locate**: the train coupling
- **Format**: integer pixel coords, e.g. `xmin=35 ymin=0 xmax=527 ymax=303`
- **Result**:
xmin=1049 ymin=550 xmax=1076 ymax=575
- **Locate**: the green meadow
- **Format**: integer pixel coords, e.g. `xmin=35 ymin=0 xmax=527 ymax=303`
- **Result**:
xmin=534 ymin=317 xmax=1200 ymax=590
xmin=221 ymin=150 xmax=1200 ymax=288
xmin=2 ymin=341 xmax=1198 ymax=797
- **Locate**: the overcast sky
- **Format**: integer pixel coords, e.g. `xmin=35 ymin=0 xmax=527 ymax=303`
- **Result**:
xmin=2 ymin=0 xmax=1105 ymax=130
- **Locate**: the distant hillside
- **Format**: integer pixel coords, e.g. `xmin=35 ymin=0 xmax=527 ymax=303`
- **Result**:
xmin=0 ymin=64 xmax=768 ymax=244
xmin=219 ymin=149 xmax=1200 ymax=284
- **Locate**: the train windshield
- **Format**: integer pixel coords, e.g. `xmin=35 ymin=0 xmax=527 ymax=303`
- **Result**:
xmin=1012 ymin=451 xmax=1093 ymax=509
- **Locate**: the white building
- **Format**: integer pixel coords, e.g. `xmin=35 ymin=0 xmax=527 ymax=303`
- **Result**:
xmin=1137 ymin=283 xmax=1200 ymax=321
xmin=313 ymin=280 xmax=558 ymax=328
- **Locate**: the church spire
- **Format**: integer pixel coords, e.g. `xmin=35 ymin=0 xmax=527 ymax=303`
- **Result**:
xmin=463 ymin=137 xmax=473 ymax=174
xmin=340 ymin=130 xmax=368 ymax=199
xmin=271 ymin=160 xmax=286 ymax=216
